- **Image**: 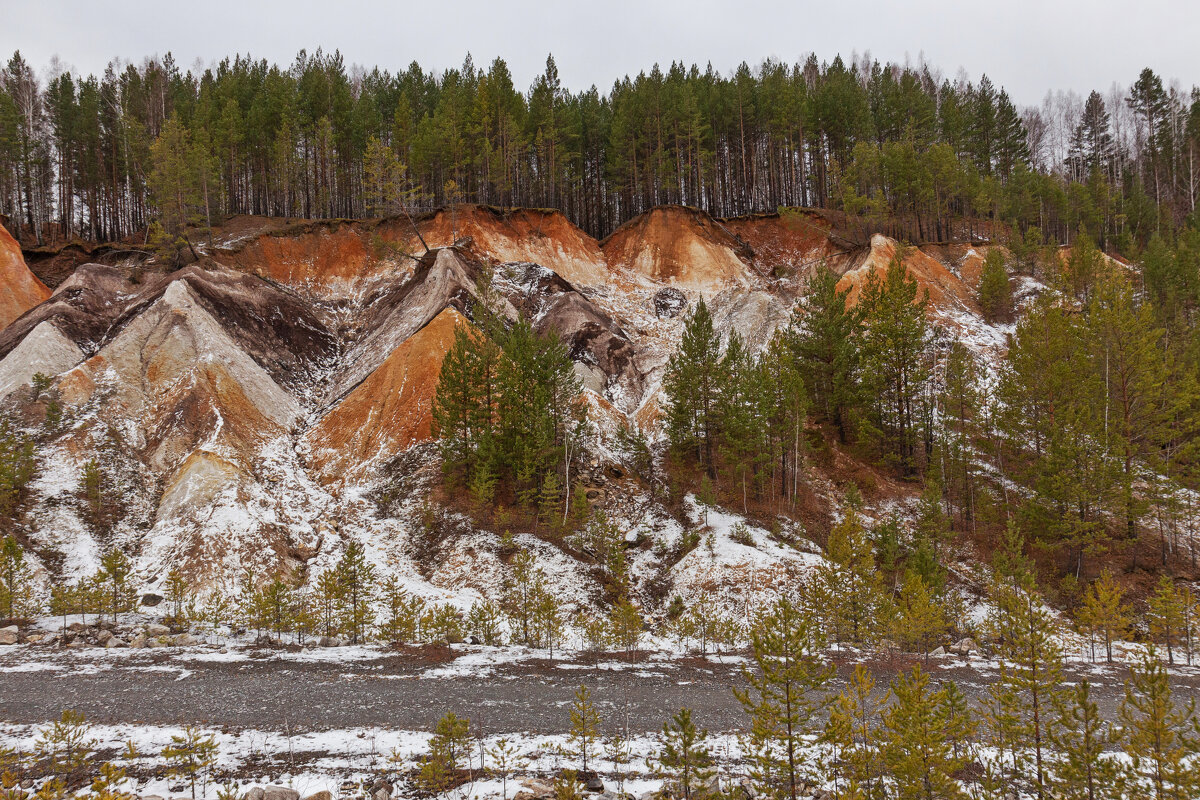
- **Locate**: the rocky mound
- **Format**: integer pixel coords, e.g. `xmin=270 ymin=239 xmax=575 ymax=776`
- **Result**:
xmin=0 ymin=225 xmax=51 ymax=330
xmin=57 ymin=278 xmax=303 ymax=472
xmin=495 ymin=262 xmax=644 ymax=403
xmin=602 ymin=206 xmax=756 ymax=292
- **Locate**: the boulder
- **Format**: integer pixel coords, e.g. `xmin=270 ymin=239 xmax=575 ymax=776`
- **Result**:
xmin=930 ymin=646 xmax=946 ymax=657
xmin=129 ymin=633 xmax=146 ymax=649
xmin=301 ymin=792 xmax=331 ymax=800
xmin=0 ymin=625 xmax=18 ymax=645
xmin=954 ymin=637 xmax=979 ymax=655
xmin=262 ymin=787 xmax=299 ymax=800
xmin=68 ymin=622 xmax=88 ymax=633
xmin=317 ymin=636 xmax=340 ymax=647
xmin=26 ymin=633 xmax=43 ymax=644
xmin=582 ymin=771 xmax=605 ymax=792
xmin=653 ymin=286 xmax=688 ymax=318
xmin=106 ymin=637 xmax=128 ymax=649
xmin=140 ymin=795 xmax=165 ymax=800
xmin=244 ymin=788 xmax=265 ymax=800
xmin=96 ymin=629 xmax=114 ymax=645
xmin=173 ymin=633 xmax=197 ymax=647
xmin=514 ymin=779 xmax=555 ymax=800
xmin=146 ymin=623 xmax=170 ymax=637
xmin=141 ymin=593 xmax=164 ymax=607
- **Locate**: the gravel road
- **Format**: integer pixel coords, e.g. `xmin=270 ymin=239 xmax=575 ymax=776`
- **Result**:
xmin=2 ymin=646 xmax=1196 ymax=735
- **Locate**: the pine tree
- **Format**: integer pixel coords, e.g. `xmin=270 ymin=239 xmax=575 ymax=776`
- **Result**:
xmin=95 ymin=549 xmax=133 ymax=623
xmin=1119 ymin=648 xmax=1199 ymax=800
xmin=466 ymin=599 xmax=503 ymax=646
xmin=0 ymin=535 xmax=36 ymax=620
xmin=533 ymin=590 xmax=565 ymax=657
xmin=1076 ymin=569 xmax=1131 ymax=663
xmin=377 ymin=575 xmax=416 ymax=643
xmin=1049 ymin=680 xmax=1124 ymax=800
xmin=609 ymin=597 xmax=643 ymax=657
xmin=417 ymin=712 xmax=472 ymax=794
xmin=652 ymin=708 xmax=715 ymax=800
xmin=787 ymin=265 xmax=860 ymax=442
xmin=163 ymin=567 xmax=190 ymax=628
xmin=989 ymin=581 xmax=1063 ymax=799
xmin=820 ymin=509 xmax=885 ymax=646
xmin=502 ymin=548 xmax=544 ymax=646
xmin=333 ymin=541 xmax=376 ymax=644
xmin=33 ymin=710 xmax=95 ymax=785
xmin=880 ymin=666 xmax=966 ymax=800
xmin=663 ymin=297 xmax=724 ymax=473
xmin=978 ymin=248 xmax=1013 ymax=322
xmin=734 ymin=594 xmax=833 ymax=800
xmin=1147 ymin=576 xmax=1185 ymax=665
xmin=822 ymin=663 xmax=887 ymax=799
xmin=161 ymin=727 xmax=218 ymax=800
xmin=894 ymin=570 xmax=947 ymax=663
xmin=568 ymin=685 xmax=602 ymax=774
xmin=857 ymin=251 xmax=930 ymax=475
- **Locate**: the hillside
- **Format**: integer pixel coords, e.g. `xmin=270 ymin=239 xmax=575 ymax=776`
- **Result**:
xmin=0 ymin=203 xmax=1194 ymax=624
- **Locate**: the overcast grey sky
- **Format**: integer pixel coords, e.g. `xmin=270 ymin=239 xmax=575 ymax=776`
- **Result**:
xmin=2 ymin=0 xmax=1197 ymax=106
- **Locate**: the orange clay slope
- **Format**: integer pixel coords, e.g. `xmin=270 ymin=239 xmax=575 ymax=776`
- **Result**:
xmin=0 ymin=225 xmax=51 ymax=330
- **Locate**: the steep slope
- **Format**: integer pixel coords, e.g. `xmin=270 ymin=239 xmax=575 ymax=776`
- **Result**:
xmin=837 ymin=234 xmax=979 ymax=312
xmin=0 ymin=225 xmax=51 ymax=330
xmin=602 ymin=206 xmax=757 ymax=291
xmin=0 ymin=203 xmax=1033 ymax=606
xmin=57 ymin=279 xmax=303 ymax=472
xmin=306 ymin=308 xmax=464 ymax=482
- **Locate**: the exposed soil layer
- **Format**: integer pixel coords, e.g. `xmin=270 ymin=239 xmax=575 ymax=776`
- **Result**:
xmin=602 ymin=205 xmax=755 ymax=291
xmin=838 ymin=234 xmax=979 ymax=312
xmin=411 ymin=206 xmax=610 ymax=287
xmin=722 ymin=210 xmax=848 ymax=280
xmin=0 ymin=225 xmax=51 ymax=330
xmin=307 ymin=308 xmax=463 ymax=481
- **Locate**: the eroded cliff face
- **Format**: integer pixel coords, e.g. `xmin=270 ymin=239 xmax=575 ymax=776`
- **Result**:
xmin=0 ymin=225 xmax=51 ymax=330
xmin=0 ymin=205 xmax=1010 ymax=602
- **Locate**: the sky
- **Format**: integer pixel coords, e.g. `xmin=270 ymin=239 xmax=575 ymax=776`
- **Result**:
xmin=2 ymin=0 xmax=1198 ymax=107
